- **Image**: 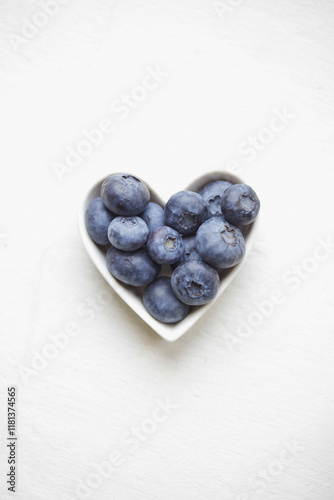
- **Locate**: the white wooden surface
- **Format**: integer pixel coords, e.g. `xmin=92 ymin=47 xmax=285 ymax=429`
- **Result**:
xmin=1 ymin=1 xmax=334 ymax=499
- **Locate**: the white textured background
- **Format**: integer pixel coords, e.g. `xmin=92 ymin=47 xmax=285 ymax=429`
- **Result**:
xmin=1 ymin=1 xmax=334 ymax=499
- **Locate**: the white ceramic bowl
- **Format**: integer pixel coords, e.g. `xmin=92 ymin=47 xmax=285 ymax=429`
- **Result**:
xmin=78 ymin=172 xmax=259 ymax=341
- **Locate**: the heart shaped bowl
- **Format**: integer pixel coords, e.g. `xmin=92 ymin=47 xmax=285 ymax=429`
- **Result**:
xmin=78 ymin=172 xmax=259 ymax=341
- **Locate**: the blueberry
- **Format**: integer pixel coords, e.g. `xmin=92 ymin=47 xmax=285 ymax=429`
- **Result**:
xmin=85 ymin=197 xmax=115 ymax=245
xmin=101 ymin=173 xmax=150 ymax=215
xmin=147 ymin=226 xmax=184 ymax=265
xmin=196 ymin=216 xmax=245 ymax=269
xmin=171 ymin=260 xmax=220 ymax=306
xmin=172 ymin=235 xmax=202 ymax=269
xmin=140 ymin=202 xmax=165 ymax=234
xmin=143 ymin=277 xmax=189 ymax=323
xmin=107 ymin=216 xmax=149 ymax=251
xmin=164 ymin=190 xmax=206 ymax=236
xmin=106 ymin=246 xmax=160 ymax=286
xmin=222 ymin=184 xmax=260 ymax=226
xmin=200 ymin=180 xmax=233 ymax=218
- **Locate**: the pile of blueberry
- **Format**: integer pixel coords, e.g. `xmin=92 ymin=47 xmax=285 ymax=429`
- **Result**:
xmin=85 ymin=173 xmax=260 ymax=324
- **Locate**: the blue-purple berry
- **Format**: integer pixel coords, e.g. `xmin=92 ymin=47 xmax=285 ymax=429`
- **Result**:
xmin=140 ymin=202 xmax=165 ymax=234
xmin=101 ymin=173 xmax=150 ymax=216
xmin=147 ymin=226 xmax=184 ymax=265
xmin=108 ymin=216 xmax=149 ymax=251
xmin=164 ymin=190 xmax=207 ymax=236
xmin=143 ymin=277 xmax=189 ymax=323
xmin=222 ymin=184 xmax=260 ymax=226
xmin=85 ymin=197 xmax=114 ymax=246
xmin=171 ymin=260 xmax=219 ymax=306
xmin=196 ymin=216 xmax=245 ymax=269
xmin=106 ymin=246 xmax=160 ymax=286
xmin=200 ymin=180 xmax=233 ymax=218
